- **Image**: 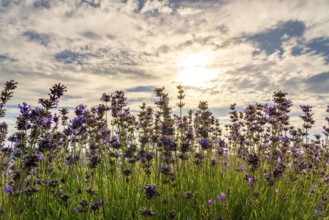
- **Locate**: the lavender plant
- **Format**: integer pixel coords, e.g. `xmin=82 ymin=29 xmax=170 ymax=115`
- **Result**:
xmin=0 ymin=80 xmax=328 ymax=219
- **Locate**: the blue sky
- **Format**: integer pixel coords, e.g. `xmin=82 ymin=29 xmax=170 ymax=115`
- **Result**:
xmin=1 ymin=0 xmax=329 ymax=135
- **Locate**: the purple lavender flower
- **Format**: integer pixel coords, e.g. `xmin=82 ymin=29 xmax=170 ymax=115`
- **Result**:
xmin=144 ymin=184 xmax=160 ymax=199
xmin=49 ymin=83 xmax=66 ymax=99
xmin=90 ymin=199 xmax=104 ymax=211
xmin=19 ymin=102 xmax=31 ymax=115
xmin=211 ymin=159 xmax=218 ymax=166
xmin=244 ymin=175 xmax=257 ymax=187
xmin=0 ymin=122 xmax=8 ymax=135
xmin=141 ymin=209 xmax=156 ymax=217
xmin=41 ymin=115 xmax=53 ymax=127
xmin=198 ymin=138 xmax=210 ymax=150
xmin=247 ymin=153 xmax=260 ymax=169
xmin=207 ymin=200 xmax=214 ymax=205
xmin=74 ymin=104 xmax=87 ymax=116
xmin=24 ymin=177 xmax=29 ymax=184
xmin=159 ymin=164 xmax=172 ymax=175
xmin=217 ymin=146 xmax=224 ymax=155
xmin=38 ymin=98 xmax=59 ymax=110
xmin=217 ymin=192 xmax=228 ymax=202
xmin=169 ymin=210 xmax=177 ymax=219
xmin=38 ymin=152 xmax=45 ymax=161
xmin=184 ymin=191 xmax=192 ymax=199
xmin=100 ymin=92 xmax=111 ymax=102
xmin=1 ymin=80 xmax=18 ymax=105
xmin=4 ymin=185 xmax=14 ymax=196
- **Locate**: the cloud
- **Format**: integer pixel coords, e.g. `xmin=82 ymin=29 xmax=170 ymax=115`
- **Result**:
xmin=304 ymin=71 xmax=329 ymax=93
xmin=126 ymin=86 xmax=154 ymax=93
xmin=23 ymin=30 xmax=50 ymax=46
xmin=80 ymin=0 xmax=101 ymax=8
xmin=81 ymin=31 xmax=102 ymax=40
xmin=292 ymin=37 xmax=329 ymax=63
xmin=246 ymin=20 xmax=306 ymax=56
xmin=54 ymin=50 xmax=93 ymax=64
xmin=0 ymin=54 xmax=16 ymax=62
xmin=33 ymin=0 xmax=51 ymax=9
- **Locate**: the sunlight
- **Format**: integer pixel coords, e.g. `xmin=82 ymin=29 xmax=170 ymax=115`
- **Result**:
xmin=176 ymin=52 xmax=218 ymax=88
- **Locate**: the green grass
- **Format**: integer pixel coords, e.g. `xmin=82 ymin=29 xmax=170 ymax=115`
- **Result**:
xmin=1 ymin=151 xmax=328 ymax=220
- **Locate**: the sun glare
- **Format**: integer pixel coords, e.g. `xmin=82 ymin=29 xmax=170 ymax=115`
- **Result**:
xmin=176 ymin=53 xmax=218 ymax=88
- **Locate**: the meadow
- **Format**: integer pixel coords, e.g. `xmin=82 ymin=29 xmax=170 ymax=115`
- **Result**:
xmin=0 ymin=80 xmax=328 ymax=219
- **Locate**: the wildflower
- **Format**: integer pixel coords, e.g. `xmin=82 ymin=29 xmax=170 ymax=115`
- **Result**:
xmin=80 ymin=200 xmax=89 ymax=207
xmin=169 ymin=210 xmax=177 ymax=219
xmin=86 ymin=188 xmax=97 ymax=195
xmin=217 ymin=192 xmax=228 ymax=202
xmin=38 ymin=139 xmax=57 ymax=152
xmin=48 ymin=180 xmax=59 ymax=188
xmin=89 ymin=155 xmax=101 ymax=168
xmin=159 ymin=165 xmax=172 ymax=176
xmin=24 ymin=177 xmax=30 ymax=184
xmin=195 ymin=153 xmax=205 ymax=160
xmin=100 ymin=92 xmax=111 ymax=102
xmin=247 ymin=153 xmax=260 ymax=169
xmin=90 ymin=199 xmax=104 ymax=211
xmin=73 ymin=207 xmax=86 ymax=213
xmin=61 ymin=194 xmax=72 ymax=202
xmin=4 ymin=186 xmax=14 ymax=196
xmin=144 ymin=184 xmax=160 ymax=199
xmin=244 ymin=175 xmax=257 ymax=187
xmin=217 ymin=146 xmax=224 ymax=155
xmin=211 ymin=159 xmax=218 ymax=166
xmin=75 ymin=104 xmax=87 ymax=116
xmin=38 ymin=98 xmax=59 ymax=110
xmin=207 ymin=200 xmax=214 ymax=205
xmin=109 ymin=136 xmax=122 ymax=149
xmin=1 ymin=80 xmax=18 ymax=105
xmin=310 ymin=188 xmax=316 ymax=197
xmin=38 ymin=152 xmax=45 ymax=161
xmin=198 ymin=138 xmax=210 ymax=150
xmin=181 ymin=142 xmax=191 ymax=153
xmin=90 ymin=143 xmax=98 ymax=150
xmin=23 ymin=155 xmax=38 ymax=167
xmin=18 ymin=102 xmax=31 ymax=116
xmin=24 ymin=187 xmax=39 ymax=196
xmin=141 ymin=209 xmax=156 ymax=217
xmin=178 ymin=154 xmax=188 ymax=160
xmin=123 ymin=168 xmax=132 ymax=176
xmin=145 ymin=152 xmax=154 ymax=161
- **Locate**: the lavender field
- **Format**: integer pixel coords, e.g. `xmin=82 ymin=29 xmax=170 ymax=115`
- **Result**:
xmin=0 ymin=80 xmax=328 ymax=219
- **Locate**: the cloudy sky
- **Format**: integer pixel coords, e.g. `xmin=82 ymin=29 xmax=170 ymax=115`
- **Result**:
xmin=1 ymin=0 xmax=329 ymax=135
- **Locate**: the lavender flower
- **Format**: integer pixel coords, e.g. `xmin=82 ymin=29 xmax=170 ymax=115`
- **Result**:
xmin=141 ymin=209 xmax=156 ymax=217
xmin=207 ymin=200 xmax=214 ymax=205
xmin=217 ymin=192 xmax=228 ymax=202
xmin=244 ymin=175 xmax=257 ymax=187
xmin=144 ymin=184 xmax=160 ymax=199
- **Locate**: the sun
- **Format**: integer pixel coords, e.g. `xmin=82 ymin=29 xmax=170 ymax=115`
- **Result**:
xmin=176 ymin=52 xmax=218 ymax=88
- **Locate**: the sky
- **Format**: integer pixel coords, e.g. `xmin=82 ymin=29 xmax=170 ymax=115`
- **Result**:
xmin=1 ymin=0 xmax=329 ymax=137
